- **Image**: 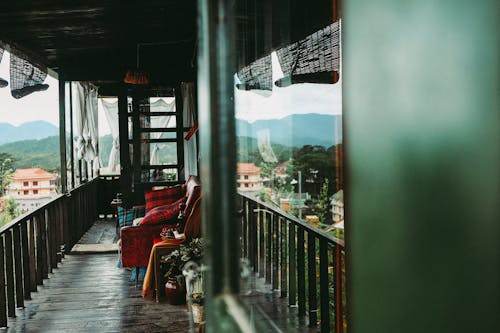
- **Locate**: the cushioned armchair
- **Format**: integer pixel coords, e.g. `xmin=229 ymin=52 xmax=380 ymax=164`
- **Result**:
xmin=120 ymin=175 xmax=201 ymax=268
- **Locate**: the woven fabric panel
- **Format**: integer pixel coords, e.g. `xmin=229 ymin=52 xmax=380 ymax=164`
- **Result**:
xmin=10 ymin=53 xmax=49 ymax=99
xmin=236 ymin=54 xmax=273 ymax=91
xmin=0 ymin=48 xmax=7 ymax=88
xmin=276 ymin=21 xmax=340 ymax=86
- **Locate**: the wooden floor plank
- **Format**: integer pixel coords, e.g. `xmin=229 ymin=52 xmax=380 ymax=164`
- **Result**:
xmin=6 ymin=253 xmax=189 ymax=333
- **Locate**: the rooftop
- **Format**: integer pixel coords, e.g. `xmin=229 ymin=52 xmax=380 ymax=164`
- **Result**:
xmin=237 ymin=162 xmax=261 ymax=175
xmin=10 ymin=168 xmax=56 ymax=180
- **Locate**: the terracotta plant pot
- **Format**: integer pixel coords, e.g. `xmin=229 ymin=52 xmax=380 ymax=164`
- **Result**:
xmin=165 ymin=277 xmax=186 ymax=305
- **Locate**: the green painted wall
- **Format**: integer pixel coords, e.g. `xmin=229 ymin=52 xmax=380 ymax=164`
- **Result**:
xmin=343 ymin=0 xmax=499 ymax=332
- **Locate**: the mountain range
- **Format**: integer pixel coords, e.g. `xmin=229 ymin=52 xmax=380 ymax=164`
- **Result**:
xmin=0 ymin=121 xmax=59 ymax=144
xmin=236 ymin=113 xmax=342 ymax=147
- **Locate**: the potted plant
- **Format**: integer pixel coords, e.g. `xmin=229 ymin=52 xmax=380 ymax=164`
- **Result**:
xmin=162 ymin=249 xmax=186 ymax=305
xmin=161 ymin=238 xmax=205 ymax=306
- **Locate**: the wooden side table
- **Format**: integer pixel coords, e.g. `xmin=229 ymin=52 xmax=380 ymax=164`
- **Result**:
xmin=152 ymin=243 xmax=179 ymax=302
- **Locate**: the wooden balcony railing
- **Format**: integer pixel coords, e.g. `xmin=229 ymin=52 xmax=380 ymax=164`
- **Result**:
xmin=239 ymin=192 xmax=346 ymax=333
xmin=0 ymin=179 xmax=99 ymax=328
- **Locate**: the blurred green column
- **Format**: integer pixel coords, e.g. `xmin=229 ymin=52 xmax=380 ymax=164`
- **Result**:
xmin=343 ymin=1 xmax=499 ymax=332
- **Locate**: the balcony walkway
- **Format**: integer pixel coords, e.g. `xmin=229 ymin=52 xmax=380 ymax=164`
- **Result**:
xmin=4 ymin=218 xmax=319 ymax=332
xmin=5 ymin=220 xmax=190 ymax=333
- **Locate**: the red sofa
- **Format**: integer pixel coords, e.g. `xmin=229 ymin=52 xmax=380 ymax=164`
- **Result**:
xmin=120 ymin=175 xmax=201 ymax=268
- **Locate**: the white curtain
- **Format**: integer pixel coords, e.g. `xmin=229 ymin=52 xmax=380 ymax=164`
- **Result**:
xmin=72 ymin=82 xmax=100 ymax=176
xmin=182 ymin=82 xmax=198 ymax=179
xmin=101 ymin=99 xmax=120 ymax=172
xmin=149 ymin=98 xmax=176 ymax=165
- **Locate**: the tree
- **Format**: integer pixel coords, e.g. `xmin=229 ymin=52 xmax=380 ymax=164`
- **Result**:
xmin=0 ymin=153 xmax=15 ymax=196
xmin=0 ymin=198 xmax=20 ymax=227
xmin=315 ymin=178 xmax=330 ymax=224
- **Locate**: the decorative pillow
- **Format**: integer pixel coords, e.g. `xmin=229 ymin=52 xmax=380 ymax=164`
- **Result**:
xmin=144 ymin=185 xmax=185 ymax=213
xmin=140 ymin=197 xmax=186 ymax=226
xmin=117 ymin=206 xmax=135 ymax=227
xmin=133 ymin=205 xmax=146 ymax=218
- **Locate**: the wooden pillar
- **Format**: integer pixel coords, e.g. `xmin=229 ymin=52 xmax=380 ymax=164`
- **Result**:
xmin=59 ymin=77 xmax=68 ymax=193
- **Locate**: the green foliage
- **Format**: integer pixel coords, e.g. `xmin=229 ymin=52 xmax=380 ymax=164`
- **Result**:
xmin=0 ymin=197 xmax=20 ymax=227
xmin=0 ymin=136 xmax=62 ymax=172
xmin=315 ymin=178 xmax=330 ymax=224
xmin=0 ymin=152 xmax=15 ymax=196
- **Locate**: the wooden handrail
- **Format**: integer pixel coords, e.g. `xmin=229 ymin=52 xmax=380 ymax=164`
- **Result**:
xmin=238 ymin=191 xmax=345 ymax=248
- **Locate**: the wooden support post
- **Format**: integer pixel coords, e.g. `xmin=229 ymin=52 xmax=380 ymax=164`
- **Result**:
xmin=59 ymin=77 xmax=67 ymax=193
xmin=174 ymin=83 xmax=185 ymax=180
xmin=69 ymin=82 xmax=75 ymax=189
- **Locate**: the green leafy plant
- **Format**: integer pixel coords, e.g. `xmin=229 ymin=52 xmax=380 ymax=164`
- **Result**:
xmin=161 ymin=238 xmax=205 ymax=279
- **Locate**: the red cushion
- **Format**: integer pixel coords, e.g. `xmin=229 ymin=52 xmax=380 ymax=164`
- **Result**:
xmin=140 ymin=197 xmax=186 ymax=225
xmin=144 ymin=185 xmax=185 ymax=213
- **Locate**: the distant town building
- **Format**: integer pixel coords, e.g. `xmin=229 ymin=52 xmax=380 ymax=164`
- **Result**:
xmin=331 ymin=189 xmax=344 ymax=222
xmin=4 ymin=168 xmax=57 ymax=212
xmin=236 ymin=162 xmax=262 ymax=192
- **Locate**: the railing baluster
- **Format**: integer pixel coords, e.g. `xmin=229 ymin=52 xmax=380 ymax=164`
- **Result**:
xmin=265 ymin=211 xmax=272 ymax=285
xmin=242 ymin=198 xmax=247 ymax=259
xmin=307 ymin=232 xmax=317 ymax=327
xmin=5 ymin=230 xmax=16 ymax=317
xmin=319 ymin=239 xmax=330 ymax=332
xmin=35 ymin=214 xmax=44 ymax=285
xmin=20 ymin=222 xmax=31 ymax=300
xmin=45 ymin=208 xmax=53 ymax=274
xmin=272 ymin=214 xmax=279 ymax=290
xmin=0 ymin=235 xmax=7 ymax=327
xmin=13 ymin=225 xmax=24 ymax=308
xmin=59 ymin=200 xmax=66 ymax=259
xmin=334 ymin=244 xmax=343 ymax=333
xmin=41 ymin=211 xmax=49 ymax=279
xmin=297 ymin=228 xmax=306 ymax=316
xmin=249 ymin=201 xmax=257 ymax=272
xmin=258 ymin=208 xmax=265 ymax=278
xmin=280 ymin=217 xmax=287 ymax=298
xmin=53 ymin=204 xmax=60 ymax=265
xmin=288 ymin=222 xmax=297 ymax=306
xmin=28 ymin=218 xmax=37 ymax=292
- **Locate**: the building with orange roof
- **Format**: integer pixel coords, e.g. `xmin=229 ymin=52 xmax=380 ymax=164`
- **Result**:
xmin=236 ymin=162 xmax=262 ymax=192
xmin=4 ymin=168 xmax=58 ymax=212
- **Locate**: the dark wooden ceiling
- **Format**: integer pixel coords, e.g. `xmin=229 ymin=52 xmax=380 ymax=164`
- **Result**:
xmin=0 ymin=0 xmax=197 ymax=85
